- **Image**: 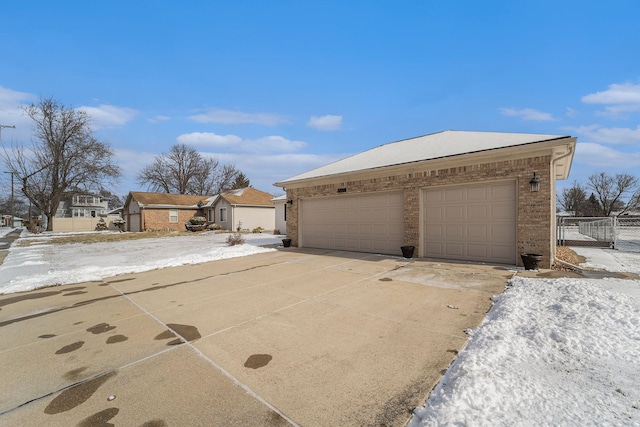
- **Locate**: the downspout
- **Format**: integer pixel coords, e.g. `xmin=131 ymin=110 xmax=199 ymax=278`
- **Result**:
xmin=550 ymin=144 xmax=575 ymax=264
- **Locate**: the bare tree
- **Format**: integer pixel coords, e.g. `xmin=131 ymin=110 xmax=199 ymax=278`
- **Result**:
xmin=557 ymin=181 xmax=587 ymax=216
xmin=588 ymin=172 xmax=639 ymax=216
xmin=137 ymin=143 xmax=243 ymax=195
xmin=2 ymin=97 xmax=121 ymax=231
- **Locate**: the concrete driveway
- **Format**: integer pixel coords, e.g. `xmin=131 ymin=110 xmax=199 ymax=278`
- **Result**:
xmin=0 ymin=248 xmax=511 ymax=426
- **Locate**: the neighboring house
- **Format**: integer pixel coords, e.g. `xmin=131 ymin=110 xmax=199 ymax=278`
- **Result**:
xmin=1 ymin=215 xmax=24 ymax=227
xmin=203 ymin=187 xmax=275 ymax=232
xmin=50 ymin=193 xmax=113 ymax=232
xmin=55 ymin=193 xmax=109 ymax=218
xmin=275 ymin=130 xmax=576 ymax=269
xmin=271 ymin=195 xmax=287 ymax=235
xmin=123 ymin=192 xmax=206 ymax=232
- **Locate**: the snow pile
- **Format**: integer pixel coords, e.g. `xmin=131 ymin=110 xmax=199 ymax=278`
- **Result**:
xmin=0 ymin=231 xmax=281 ymax=294
xmin=410 ymin=276 xmax=640 ymax=426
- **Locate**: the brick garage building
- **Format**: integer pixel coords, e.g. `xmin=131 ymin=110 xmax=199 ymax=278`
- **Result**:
xmin=122 ymin=192 xmax=206 ymax=232
xmin=274 ymin=130 xmax=576 ymax=268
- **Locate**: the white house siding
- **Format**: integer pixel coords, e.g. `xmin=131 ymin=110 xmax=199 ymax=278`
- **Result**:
xmin=235 ymin=206 xmax=275 ymax=232
xmin=273 ymin=200 xmax=287 ymax=235
xmin=216 ymin=199 xmax=233 ymax=231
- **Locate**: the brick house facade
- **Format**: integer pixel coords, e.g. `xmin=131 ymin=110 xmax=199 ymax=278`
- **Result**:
xmin=123 ymin=192 xmax=206 ymax=232
xmin=276 ymin=131 xmax=576 ymax=269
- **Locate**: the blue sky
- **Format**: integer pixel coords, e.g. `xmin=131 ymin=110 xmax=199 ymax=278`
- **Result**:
xmin=1 ymin=1 xmax=639 ymax=199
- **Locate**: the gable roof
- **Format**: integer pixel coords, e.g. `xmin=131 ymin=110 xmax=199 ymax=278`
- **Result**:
xmin=127 ymin=192 xmax=208 ymax=208
xmin=275 ymin=130 xmax=575 ymax=186
xmin=216 ymin=187 xmax=274 ymax=207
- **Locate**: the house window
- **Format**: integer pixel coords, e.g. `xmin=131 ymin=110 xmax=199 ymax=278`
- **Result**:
xmin=91 ymin=210 xmax=96 ymax=217
xmin=208 ymin=209 xmax=213 ymax=222
xmin=169 ymin=209 xmax=178 ymax=223
xmin=219 ymin=207 xmax=227 ymax=222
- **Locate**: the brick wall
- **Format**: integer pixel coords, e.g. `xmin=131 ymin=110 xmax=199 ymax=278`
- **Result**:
xmin=285 ymin=155 xmax=554 ymax=268
xmin=142 ymin=208 xmax=201 ymax=231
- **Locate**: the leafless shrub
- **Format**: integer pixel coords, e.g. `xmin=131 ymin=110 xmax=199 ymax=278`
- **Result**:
xmin=226 ymin=233 xmax=245 ymax=246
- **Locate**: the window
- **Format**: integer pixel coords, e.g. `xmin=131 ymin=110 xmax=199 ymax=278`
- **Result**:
xmin=91 ymin=210 xmax=96 ymax=218
xmin=208 ymin=209 xmax=213 ymax=222
xmin=219 ymin=207 xmax=227 ymax=222
xmin=169 ymin=209 xmax=178 ymax=223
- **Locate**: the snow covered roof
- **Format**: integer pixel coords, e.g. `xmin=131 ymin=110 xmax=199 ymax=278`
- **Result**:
xmin=275 ymin=130 xmax=574 ymax=186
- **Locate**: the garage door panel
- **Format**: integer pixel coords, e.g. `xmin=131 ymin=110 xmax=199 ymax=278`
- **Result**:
xmin=467 ymin=186 xmax=487 ymax=200
xmin=491 ymin=182 xmax=514 ymax=199
xmin=444 ymin=188 xmax=464 ymax=201
xmin=468 ymin=225 xmax=488 ymax=239
xmin=424 ymin=181 xmax=516 ymax=264
xmin=445 ymin=225 xmax=464 ymax=238
xmin=467 ymin=205 xmax=487 ymax=219
xmin=445 ymin=206 xmax=465 ymax=220
xmin=444 ymin=243 xmax=464 ymax=257
xmin=301 ymin=192 xmax=404 ymax=255
xmin=490 ymin=204 xmax=513 ymax=220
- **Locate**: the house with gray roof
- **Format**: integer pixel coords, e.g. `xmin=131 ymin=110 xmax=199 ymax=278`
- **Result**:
xmin=275 ymin=130 xmax=576 ymax=268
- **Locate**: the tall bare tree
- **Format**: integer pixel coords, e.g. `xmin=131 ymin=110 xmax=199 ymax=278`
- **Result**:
xmin=588 ymin=172 xmax=639 ymax=216
xmin=137 ymin=143 xmax=243 ymax=195
xmin=2 ymin=97 xmax=121 ymax=231
xmin=557 ymin=181 xmax=588 ymax=216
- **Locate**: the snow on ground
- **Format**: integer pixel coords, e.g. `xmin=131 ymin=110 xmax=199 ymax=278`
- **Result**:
xmin=410 ymin=247 xmax=640 ymax=427
xmin=0 ymin=227 xmax=15 ymax=238
xmin=0 ymin=230 xmax=282 ymax=295
xmin=2 ymin=228 xmax=640 ymax=425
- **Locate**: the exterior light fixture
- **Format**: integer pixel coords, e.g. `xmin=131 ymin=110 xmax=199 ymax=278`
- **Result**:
xmin=529 ymin=172 xmax=540 ymax=193
xmin=287 ymin=199 xmax=293 ymax=206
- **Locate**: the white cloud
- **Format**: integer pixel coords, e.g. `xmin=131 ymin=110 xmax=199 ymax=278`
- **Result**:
xmin=581 ymin=82 xmax=640 ymax=116
xmin=147 ymin=115 xmax=171 ymax=123
xmin=565 ymin=107 xmax=577 ymax=118
xmin=567 ymin=124 xmax=640 ymax=145
xmin=177 ymin=132 xmax=242 ymax=147
xmin=77 ymin=104 xmax=138 ymax=128
xmin=307 ymin=115 xmax=343 ymax=131
xmin=202 ymin=152 xmax=348 ymax=192
xmin=574 ymin=142 xmax=640 ymax=168
xmin=0 ymin=86 xmax=35 ymax=109
xmin=188 ymin=109 xmax=289 ymax=126
xmin=499 ymin=108 xmax=555 ymax=121
xmin=0 ymin=87 xmax=37 ymax=141
xmin=242 ymin=135 xmax=306 ymax=152
xmin=176 ymin=132 xmax=306 ymax=153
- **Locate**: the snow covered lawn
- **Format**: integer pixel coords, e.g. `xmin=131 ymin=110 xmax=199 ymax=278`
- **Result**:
xmin=0 ymin=229 xmax=282 ymax=295
xmin=410 ymin=248 xmax=640 ymax=426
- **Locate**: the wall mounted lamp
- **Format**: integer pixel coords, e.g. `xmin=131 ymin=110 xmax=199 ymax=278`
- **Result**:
xmin=529 ymin=172 xmax=540 ymax=192
xmin=287 ymin=199 xmax=293 ymax=206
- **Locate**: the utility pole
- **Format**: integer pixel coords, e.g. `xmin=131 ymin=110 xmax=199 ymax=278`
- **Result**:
xmin=0 ymin=124 xmax=16 ymax=141
xmin=3 ymin=171 xmax=14 ymax=228
xmin=1 ymin=125 xmax=16 ymax=228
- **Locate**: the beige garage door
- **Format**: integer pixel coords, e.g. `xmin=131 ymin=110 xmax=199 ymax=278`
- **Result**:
xmin=129 ymin=213 xmax=141 ymax=232
xmin=424 ymin=181 xmax=516 ymax=264
xmin=300 ymin=192 xmax=404 ymax=255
